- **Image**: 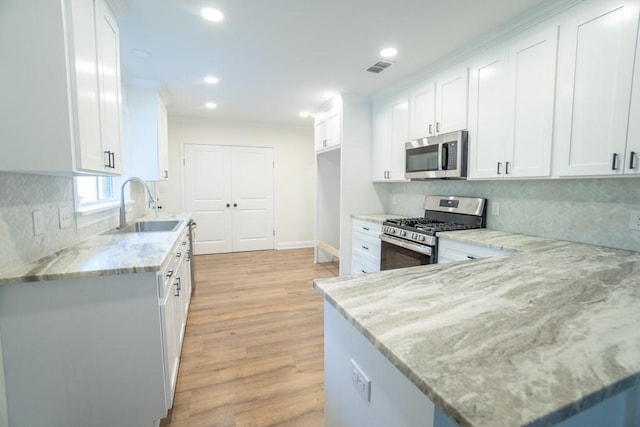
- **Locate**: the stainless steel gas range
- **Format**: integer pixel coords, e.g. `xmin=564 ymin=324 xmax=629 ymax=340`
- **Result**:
xmin=380 ymin=195 xmax=486 ymax=270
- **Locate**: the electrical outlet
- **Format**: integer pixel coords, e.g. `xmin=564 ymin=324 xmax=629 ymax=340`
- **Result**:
xmin=32 ymin=210 xmax=45 ymax=236
xmin=491 ymin=202 xmax=500 ymax=216
xmin=58 ymin=206 xmax=72 ymax=229
xmin=630 ymin=210 xmax=640 ymax=231
xmin=350 ymin=360 xmax=371 ymax=402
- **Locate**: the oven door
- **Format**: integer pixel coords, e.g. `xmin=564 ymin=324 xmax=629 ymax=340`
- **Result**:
xmin=380 ymin=234 xmax=433 ymax=271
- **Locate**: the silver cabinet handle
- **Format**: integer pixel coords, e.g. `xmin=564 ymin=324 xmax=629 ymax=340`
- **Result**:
xmin=497 ymin=162 xmax=502 ymax=175
xmin=362 ymin=227 xmax=370 ymax=231
xmin=163 ymin=170 xmax=169 ymax=179
xmin=436 ymin=122 xmax=440 ymax=133
xmin=166 ymin=269 xmax=174 ymax=278
xmin=428 ymin=124 xmax=433 ymax=135
xmin=630 ymin=151 xmax=638 ymax=169
xmin=612 ymin=153 xmax=619 ymax=170
xmin=505 ymin=161 xmax=510 ymax=175
xmin=104 ymin=151 xmax=111 ymax=168
xmin=362 ymin=245 xmax=369 ymax=250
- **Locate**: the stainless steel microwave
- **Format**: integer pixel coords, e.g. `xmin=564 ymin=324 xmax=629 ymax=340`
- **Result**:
xmin=404 ymin=130 xmax=468 ymax=179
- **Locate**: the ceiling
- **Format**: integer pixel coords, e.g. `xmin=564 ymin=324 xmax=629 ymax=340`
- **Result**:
xmin=118 ymin=0 xmax=556 ymax=127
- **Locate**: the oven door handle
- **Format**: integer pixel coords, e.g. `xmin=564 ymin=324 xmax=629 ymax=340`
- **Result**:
xmin=380 ymin=234 xmax=433 ymax=256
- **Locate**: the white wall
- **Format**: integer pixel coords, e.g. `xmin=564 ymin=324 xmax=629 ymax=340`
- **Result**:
xmin=163 ymin=116 xmax=316 ymax=248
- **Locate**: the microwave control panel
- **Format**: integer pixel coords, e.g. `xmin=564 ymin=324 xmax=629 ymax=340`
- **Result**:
xmin=443 ymin=142 xmax=457 ymax=170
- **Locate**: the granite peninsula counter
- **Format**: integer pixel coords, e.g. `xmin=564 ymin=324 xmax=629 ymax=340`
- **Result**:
xmin=314 ymin=229 xmax=640 ymax=426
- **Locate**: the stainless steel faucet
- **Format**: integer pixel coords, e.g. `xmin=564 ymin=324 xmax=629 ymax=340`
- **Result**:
xmin=119 ymin=177 xmax=157 ymax=228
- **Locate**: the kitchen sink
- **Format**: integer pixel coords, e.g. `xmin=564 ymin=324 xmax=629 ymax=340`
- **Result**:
xmin=103 ymin=219 xmax=183 ymax=234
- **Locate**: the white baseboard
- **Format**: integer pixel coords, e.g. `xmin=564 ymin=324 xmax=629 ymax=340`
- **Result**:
xmin=276 ymin=241 xmax=315 ymax=250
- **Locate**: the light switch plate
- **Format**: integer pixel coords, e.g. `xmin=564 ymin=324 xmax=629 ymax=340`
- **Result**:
xmin=350 ymin=359 xmax=371 ymax=402
xmin=59 ymin=206 xmax=72 ymax=229
xmin=630 ymin=209 xmax=640 ymax=231
xmin=491 ymin=202 xmax=500 ymax=216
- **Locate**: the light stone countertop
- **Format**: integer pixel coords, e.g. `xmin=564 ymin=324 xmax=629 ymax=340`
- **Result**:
xmin=352 ymin=213 xmax=408 ymax=224
xmin=313 ymin=229 xmax=640 ymax=427
xmin=0 ymin=213 xmax=192 ymax=285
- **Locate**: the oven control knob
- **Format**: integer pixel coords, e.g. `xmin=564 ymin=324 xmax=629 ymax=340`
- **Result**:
xmin=400 ymin=230 xmax=406 ymax=237
xmin=390 ymin=228 xmax=395 ymax=234
xmin=419 ymin=235 xmax=425 ymax=242
xmin=411 ymin=233 xmax=416 ymax=239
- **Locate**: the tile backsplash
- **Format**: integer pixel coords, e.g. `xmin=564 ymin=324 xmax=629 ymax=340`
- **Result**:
xmin=379 ymin=178 xmax=640 ymax=252
xmin=0 ymin=172 xmax=146 ymax=274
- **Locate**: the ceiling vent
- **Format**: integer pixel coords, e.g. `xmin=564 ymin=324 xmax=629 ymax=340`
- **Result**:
xmin=366 ymin=60 xmax=393 ymax=74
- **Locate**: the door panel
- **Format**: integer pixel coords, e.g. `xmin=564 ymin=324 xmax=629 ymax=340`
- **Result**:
xmin=184 ymin=144 xmax=274 ymax=254
xmin=184 ymin=144 xmax=232 ymax=254
xmin=231 ymin=147 xmax=274 ymax=252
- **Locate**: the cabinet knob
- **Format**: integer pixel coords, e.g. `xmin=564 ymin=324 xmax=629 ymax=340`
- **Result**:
xmin=226 ymin=203 xmax=230 ymax=207
xmin=233 ymin=203 xmax=237 ymax=207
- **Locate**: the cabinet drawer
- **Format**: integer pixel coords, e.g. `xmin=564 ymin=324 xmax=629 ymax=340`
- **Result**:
xmin=351 ymin=252 xmax=380 ymax=275
xmin=352 ymin=231 xmax=381 ymax=262
xmin=352 ymin=219 xmax=382 ymax=238
xmin=438 ymin=238 xmax=510 ymax=264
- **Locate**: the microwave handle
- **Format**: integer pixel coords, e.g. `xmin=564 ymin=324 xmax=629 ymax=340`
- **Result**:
xmin=441 ymin=144 xmax=448 ymax=170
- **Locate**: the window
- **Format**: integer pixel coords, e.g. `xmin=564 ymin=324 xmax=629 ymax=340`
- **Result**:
xmin=75 ymin=176 xmax=115 ymax=206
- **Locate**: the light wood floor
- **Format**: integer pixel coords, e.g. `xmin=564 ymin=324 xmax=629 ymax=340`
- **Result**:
xmin=160 ymin=248 xmax=338 ymax=427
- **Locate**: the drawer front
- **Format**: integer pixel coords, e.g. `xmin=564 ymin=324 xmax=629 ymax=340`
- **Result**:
xmin=351 ymin=252 xmax=380 ymax=275
xmin=352 ymin=219 xmax=382 ymax=239
xmin=352 ymin=231 xmax=381 ymax=263
xmin=438 ymin=238 xmax=510 ymax=263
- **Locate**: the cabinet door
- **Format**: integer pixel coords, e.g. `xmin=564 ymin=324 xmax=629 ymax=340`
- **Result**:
xmin=409 ymin=81 xmax=436 ymax=139
xmin=468 ymin=48 xmax=509 ymax=179
xmin=625 ymin=27 xmax=640 ymax=175
xmin=315 ymin=117 xmax=328 ymax=151
xmin=157 ymin=99 xmax=169 ymax=179
xmin=435 ymin=68 xmax=469 ymax=134
xmin=554 ymin=0 xmax=639 ymax=176
xmin=505 ymin=26 xmax=558 ymax=178
xmin=326 ymin=111 xmax=341 ymax=148
xmin=70 ymin=0 xmax=105 ymax=173
xmin=371 ymin=103 xmax=390 ymax=181
xmin=389 ymin=98 xmax=409 ymax=180
xmin=96 ymin=0 xmax=123 ymax=174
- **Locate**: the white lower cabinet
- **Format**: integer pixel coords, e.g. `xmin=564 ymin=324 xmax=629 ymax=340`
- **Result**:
xmin=437 ymin=238 xmax=510 ymax=264
xmin=351 ymin=219 xmax=382 ymax=275
xmin=0 ymin=232 xmax=192 ymax=426
xmin=554 ymin=0 xmax=640 ymax=177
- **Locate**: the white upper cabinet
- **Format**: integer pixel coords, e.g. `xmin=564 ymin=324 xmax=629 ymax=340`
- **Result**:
xmin=408 ymin=68 xmax=468 ymax=139
xmin=554 ymin=0 xmax=640 ymax=177
xmin=128 ymin=85 xmax=170 ymax=181
xmin=372 ymin=95 xmax=409 ymax=181
xmin=408 ymin=81 xmax=436 ymax=139
xmin=0 ymin=0 xmax=123 ymax=175
xmin=469 ymin=26 xmax=558 ymax=179
xmin=436 ymin=68 xmax=469 ymax=135
xmin=626 ymin=24 xmax=640 ymax=175
xmin=314 ymin=106 xmax=341 ymax=152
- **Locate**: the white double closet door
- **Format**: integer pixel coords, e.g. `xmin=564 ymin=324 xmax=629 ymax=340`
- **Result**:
xmin=184 ymin=144 xmax=275 ymax=255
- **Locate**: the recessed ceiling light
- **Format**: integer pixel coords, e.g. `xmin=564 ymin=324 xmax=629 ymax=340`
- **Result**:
xmin=204 ymin=76 xmax=219 ymax=84
xmin=201 ymin=7 xmax=224 ymax=22
xmin=299 ymin=112 xmax=310 ymax=118
xmin=205 ymin=102 xmax=217 ymax=109
xmin=380 ymin=47 xmax=398 ymax=58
